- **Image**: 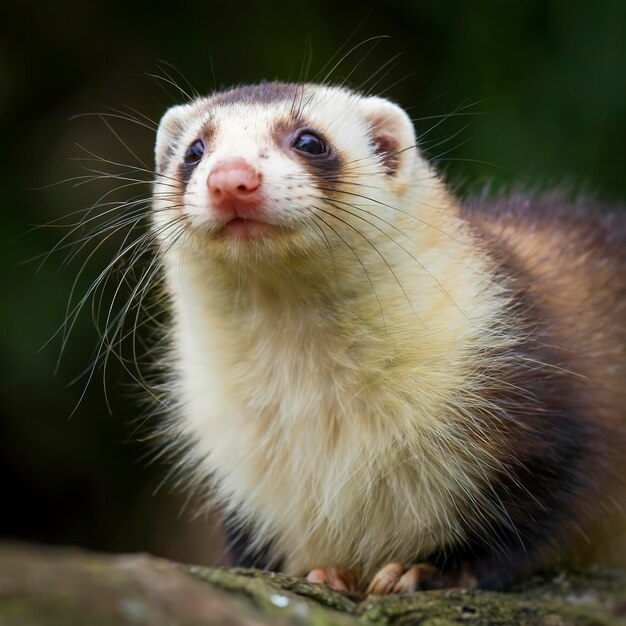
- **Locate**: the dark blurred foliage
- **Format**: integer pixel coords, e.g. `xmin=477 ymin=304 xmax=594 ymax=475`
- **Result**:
xmin=1 ymin=0 xmax=625 ymax=564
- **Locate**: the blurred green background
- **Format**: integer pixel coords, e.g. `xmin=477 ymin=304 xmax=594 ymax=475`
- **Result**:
xmin=1 ymin=0 xmax=625 ymax=565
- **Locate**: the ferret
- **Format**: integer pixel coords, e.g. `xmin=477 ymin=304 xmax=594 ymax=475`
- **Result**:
xmin=149 ymin=81 xmax=626 ymax=593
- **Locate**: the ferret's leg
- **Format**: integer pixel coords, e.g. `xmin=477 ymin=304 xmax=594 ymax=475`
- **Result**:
xmin=223 ymin=516 xmax=277 ymax=570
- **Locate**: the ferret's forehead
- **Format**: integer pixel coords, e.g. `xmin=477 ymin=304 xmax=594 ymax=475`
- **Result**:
xmin=205 ymin=82 xmax=355 ymax=109
xmin=197 ymin=83 xmax=360 ymax=129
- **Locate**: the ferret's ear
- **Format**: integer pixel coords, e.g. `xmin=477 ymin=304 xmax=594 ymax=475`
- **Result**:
xmin=155 ymin=104 xmax=192 ymax=174
xmin=360 ymin=97 xmax=417 ymax=182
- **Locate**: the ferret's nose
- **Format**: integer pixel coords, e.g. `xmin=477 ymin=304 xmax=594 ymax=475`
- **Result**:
xmin=207 ymin=159 xmax=261 ymax=207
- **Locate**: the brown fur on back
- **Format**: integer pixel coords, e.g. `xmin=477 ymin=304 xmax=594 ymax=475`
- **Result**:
xmin=464 ymin=193 xmax=626 ymax=567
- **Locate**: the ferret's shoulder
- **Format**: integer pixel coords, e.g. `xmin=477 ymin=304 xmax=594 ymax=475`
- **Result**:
xmin=459 ymin=190 xmax=626 ymax=348
xmin=461 ymin=190 xmax=626 ymax=249
xmin=459 ymin=191 xmax=626 ymax=284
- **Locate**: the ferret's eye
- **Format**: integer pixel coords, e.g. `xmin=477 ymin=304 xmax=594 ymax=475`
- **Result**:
xmin=292 ymin=131 xmax=327 ymax=156
xmin=184 ymin=139 xmax=205 ymax=165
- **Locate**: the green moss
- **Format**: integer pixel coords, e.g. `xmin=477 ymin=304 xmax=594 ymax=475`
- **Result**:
xmin=2 ymin=545 xmax=625 ymax=626
xmin=186 ymin=565 xmax=626 ymax=626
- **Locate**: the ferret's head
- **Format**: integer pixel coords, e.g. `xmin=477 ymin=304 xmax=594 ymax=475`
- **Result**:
xmin=152 ymin=82 xmax=425 ymax=270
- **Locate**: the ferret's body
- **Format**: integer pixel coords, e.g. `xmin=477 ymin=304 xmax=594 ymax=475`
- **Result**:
xmin=151 ymin=82 xmax=626 ymax=590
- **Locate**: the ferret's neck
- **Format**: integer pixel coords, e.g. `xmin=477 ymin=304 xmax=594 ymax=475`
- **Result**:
xmin=164 ymin=178 xmax=502 ymax=388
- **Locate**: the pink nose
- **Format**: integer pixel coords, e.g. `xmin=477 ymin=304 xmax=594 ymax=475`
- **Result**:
xmin=207 ymin=159 xmax=261 ymax=208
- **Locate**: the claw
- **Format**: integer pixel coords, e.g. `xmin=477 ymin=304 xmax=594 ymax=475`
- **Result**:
xmin=367 ymin=562 xmax=474 ymax=595
xmin=305 ymin=567 xmax=353 ymax=592
xmin=366 ymin=562 xmax=404 ymax=595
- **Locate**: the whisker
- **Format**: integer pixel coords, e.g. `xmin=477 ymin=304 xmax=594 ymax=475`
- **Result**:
xmin=97 ymin=220 xmax=187 ymax=409
xmin=145 ymin=70 xmax=193 ymax=103
xmin=97 ymin=114 xmax=149 ymax=169
xmin=70 ymin=111 xmax=158 ymax=134
xmin=315 ymin=183 xmax=463 ymax=244
xmin=66 ymin=216 xmax=187 ymax=415
xmin=312 ymin=20 xmax=375 ymax=85
xmin=319 ymin=199 xmax=420 ymax=320
xmin=416 ymin=100 xmax=484 ymax=142
xmin=320 ymin=195 xmax=468 ymax=319
xmin=156 ymin=59 xmax=200 ymax=100
xmin=311 ymin=208 xmax=389 ymax=351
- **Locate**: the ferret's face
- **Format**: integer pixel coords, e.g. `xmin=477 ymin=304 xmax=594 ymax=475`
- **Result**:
xmin=152 ymin=83 xmax=419 ymax=266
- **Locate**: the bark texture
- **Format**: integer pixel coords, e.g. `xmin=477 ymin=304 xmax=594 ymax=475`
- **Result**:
xmin=1 ymin=543 xmax=625 ymax=626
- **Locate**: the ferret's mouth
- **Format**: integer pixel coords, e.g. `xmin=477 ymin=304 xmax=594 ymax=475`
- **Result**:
xmin=220 ymin=216 xmax=282 ymax=239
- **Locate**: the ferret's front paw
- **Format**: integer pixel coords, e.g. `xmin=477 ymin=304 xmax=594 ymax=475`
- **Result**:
xmin=305 ymin=567 xmax=355 ymax=592
xmin=367 ymin=562 xmax=478 ymax=594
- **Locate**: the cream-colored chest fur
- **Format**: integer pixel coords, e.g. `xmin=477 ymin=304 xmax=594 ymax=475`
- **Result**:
xmin=163 ymin=229 xmax=509 ymax=581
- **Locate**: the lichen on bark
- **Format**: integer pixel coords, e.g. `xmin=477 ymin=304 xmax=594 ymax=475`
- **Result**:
xmin=1 ymin=544 xmax=625 ymax=625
